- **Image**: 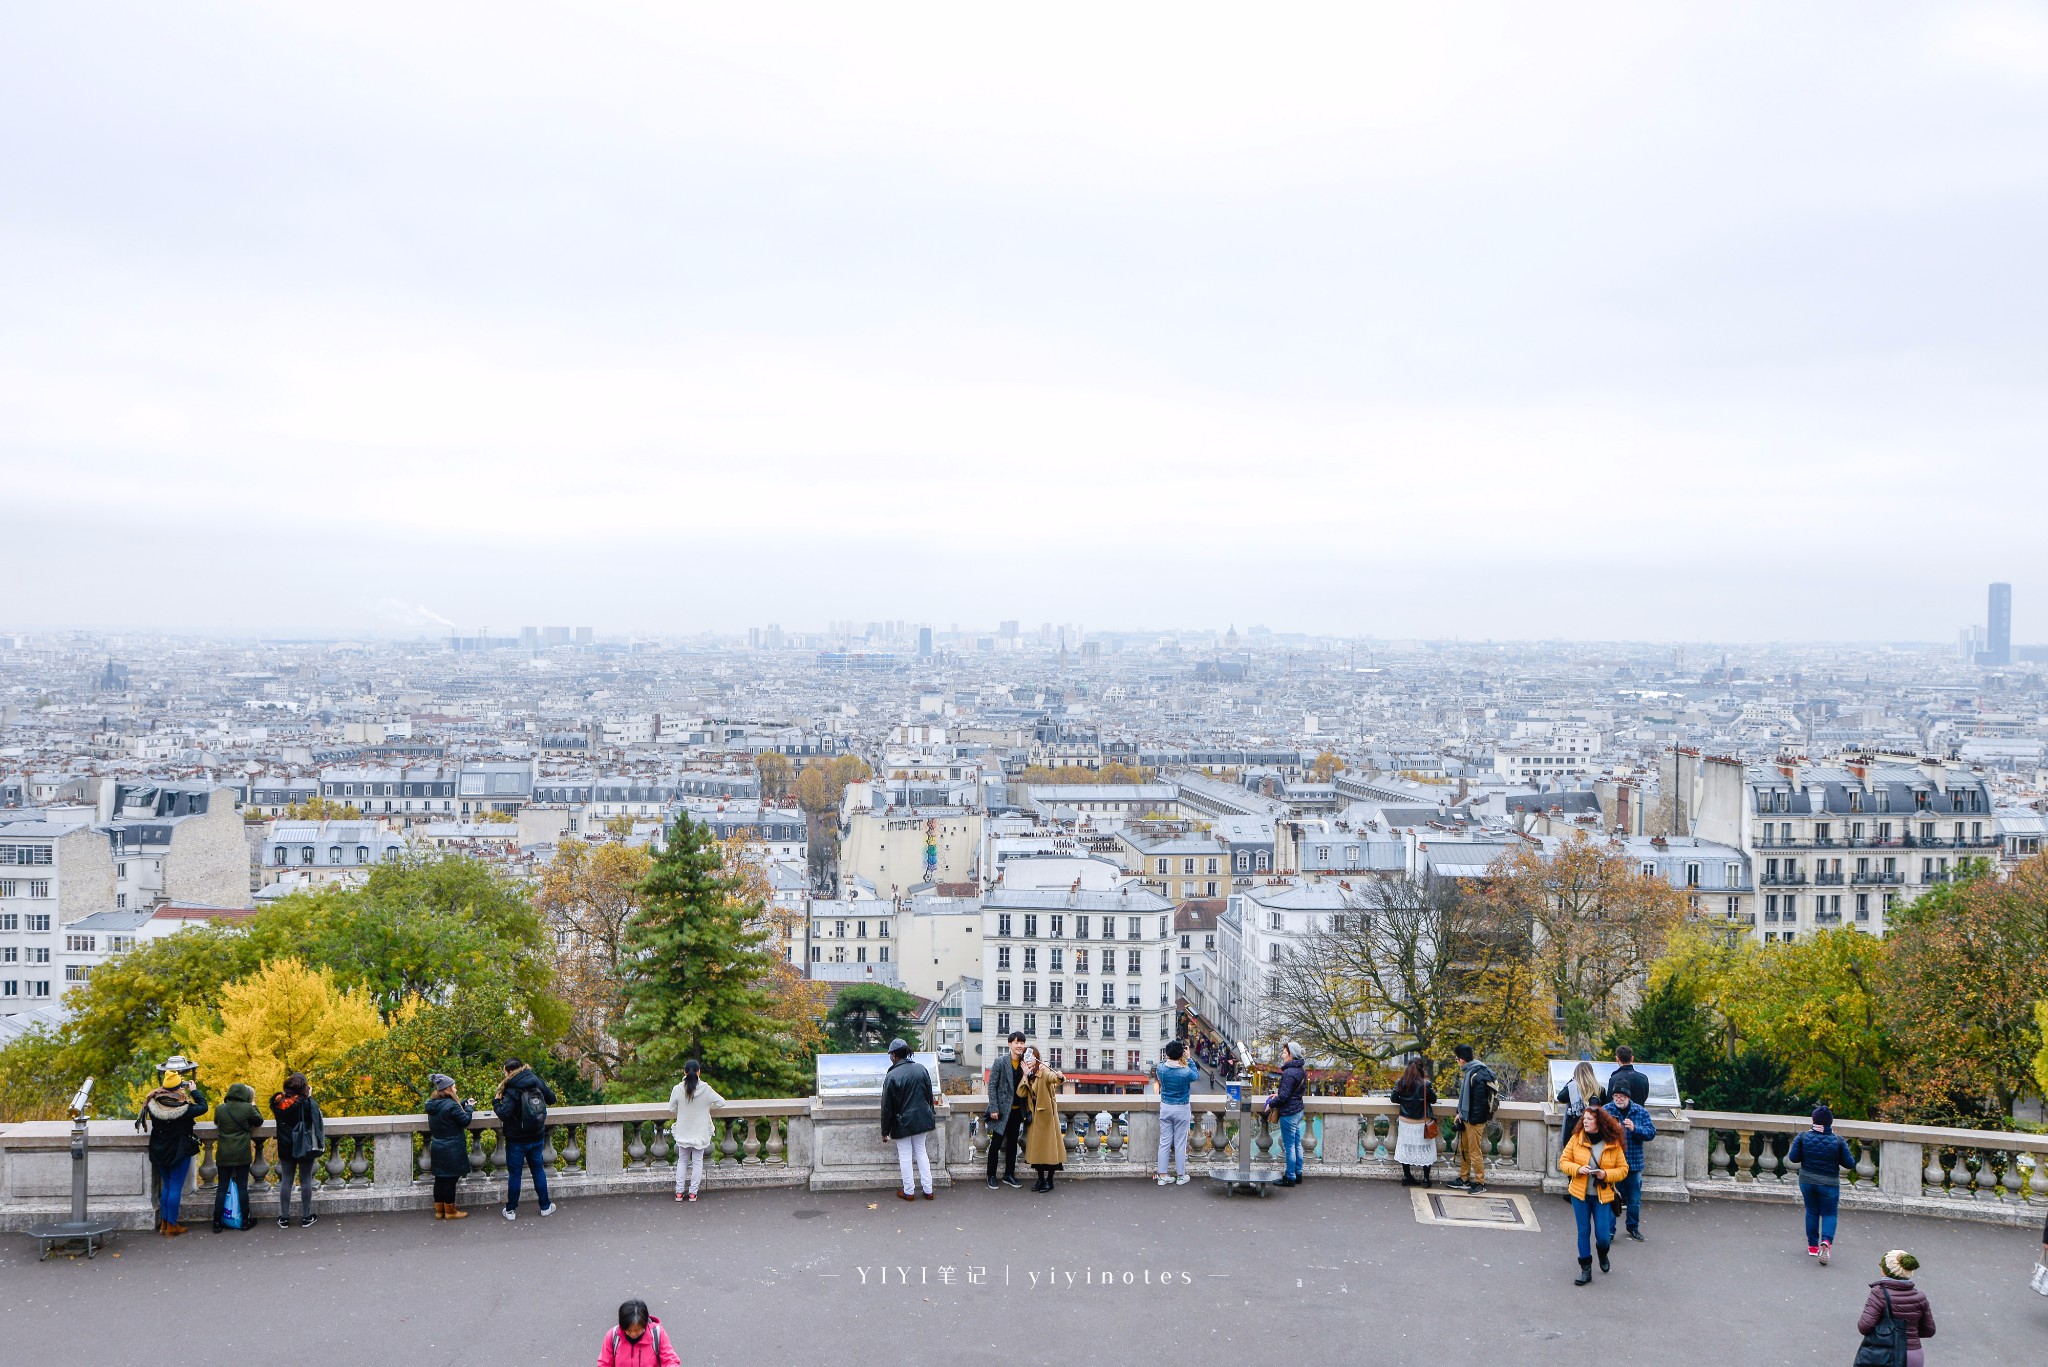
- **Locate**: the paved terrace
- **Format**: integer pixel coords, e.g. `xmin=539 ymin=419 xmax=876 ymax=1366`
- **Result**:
xmin=5 ymin=1179 xmax=2045 ymax=1366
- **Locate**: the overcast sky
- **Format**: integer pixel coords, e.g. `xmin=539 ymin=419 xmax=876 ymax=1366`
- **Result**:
xmin=5 ymin=3 xmax=2046 ymax=641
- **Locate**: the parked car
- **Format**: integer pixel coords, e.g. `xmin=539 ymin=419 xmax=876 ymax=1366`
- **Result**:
xmin=937 ymin=1045 xmax=957 ymax=1063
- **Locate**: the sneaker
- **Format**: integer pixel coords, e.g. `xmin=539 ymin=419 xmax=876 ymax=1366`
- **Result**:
xmin=1156 ymin=1175 xmax=1173 ymax=1186
xmin=502 ymin=1208 xmax=517 ymax=1221
xmin=298 ymin=1214 xmax=318 ymax=1228
xmin=1444 ymin=1178 xmax=1471 ymax=1191
xmin=1467 ymin=1183 xmax=1487 ymax=1195
xmin=1001 ymin=1176 xmax=1024 ymax=1189
xmin=1174 ymin=1175 xmax=1190 ymax=1186
xmin=278 ymin=1217 xmax=291 ymax=1230
xmin=1626 ymin=1228 xmax=1644 ymax=1243
xmin=1806 ymin=1245 xmax=1819 ymax=1257
xmin=538 ymin=1204 xmax=557 ymax=1218
xmin=1818 ymin=1242 xmax=1831 ymax=1265
xmin=986 ymin=1178 xmax=1000 ymax=1190
xmin=687 ymin=1193 xmax=698 ymax=1202
xmin=675 ymin=1193 xmax=687 ymax=1202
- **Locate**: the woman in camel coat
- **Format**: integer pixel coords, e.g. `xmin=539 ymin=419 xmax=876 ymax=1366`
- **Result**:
xmin=1019 ymin=1047 xmax=1067 ymax=1192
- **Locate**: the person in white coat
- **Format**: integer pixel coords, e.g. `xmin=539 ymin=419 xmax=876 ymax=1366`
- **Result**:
xmin=667 ymin=1060 xmax=722 ymax=1202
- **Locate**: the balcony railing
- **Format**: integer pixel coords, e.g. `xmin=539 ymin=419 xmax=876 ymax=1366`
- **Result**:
xmin=1851 ymin=871 xmax=1904 ymax=885
xmin=7 ymin=1096 xmax=2046 ymax=1234
xmin=1814 ymin=872 xmax=1845 ymax=885
xmin=1759 ymin=873 xmax=1807 ymax=885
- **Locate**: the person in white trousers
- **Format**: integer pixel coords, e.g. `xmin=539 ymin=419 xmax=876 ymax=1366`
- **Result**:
xmin=667 ymin=1059 xmax=722 ymax=1202
xmin=879 ymin=1038 xmax=938 ymax=1202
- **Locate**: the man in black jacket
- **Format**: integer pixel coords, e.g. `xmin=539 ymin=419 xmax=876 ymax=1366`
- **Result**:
xmin=880 ymin=1039 xmax=937 ymax=1203
xmin=492 ymin=1058 xmax=558 ymax=1221
xmin=984 ymin=1031 xmax=1028 ymax=1190
xmin=1609 ymin=1046 xmax=1651 ymax=1106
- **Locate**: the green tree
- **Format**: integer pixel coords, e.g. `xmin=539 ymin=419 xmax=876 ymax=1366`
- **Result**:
xmin=328 ymin=982 xmax=548 ymax=1115
xmin=1723 ymin=928 xmax=1891 ymax=1119
xmin=175 ymin=957 xmax=387 ymax=1107
xmin=1604 ymin=974 xmax=1725 ymax=1106
xmin=825 ymin=984 xmax=923 ymax=1053
xmin=0 ymin=1027 xmax=74 ymax=1123
xmin=56 ymin=924 xmax=261 ymax=1110
xmin=1881 ymin=858 xmax=2048 ymax=1127
xmin=617 ymin=814 xmax=809 ymax=1097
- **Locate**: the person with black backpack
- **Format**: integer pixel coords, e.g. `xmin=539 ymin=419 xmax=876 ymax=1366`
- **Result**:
xmin=492 ymin=1057 xmax=558 ymax=1221
xmin=1857 ymin=1249 xmax=1934 ymax=1366
xmin=595 ymin=1299 xmax=679 ymax=1367
xmin=1448 ymin=1045 xmax=1496 ymax=1195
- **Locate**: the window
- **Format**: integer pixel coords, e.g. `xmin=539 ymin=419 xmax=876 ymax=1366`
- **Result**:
xmin=1126 ymin=917 xmax=1141 ymax=941
xmin=1127 ymin=949 xmax=1142 ymax=974
xmin=26 ymin=915 xmax=49 ymax=933
xmin=1050 ymin=914 xmax=1064 ymax=938
xmin=1022 ymin=1014 xmax=1036 ymax=1036
xmin=997 ymin=913 xmax=1012 ymax=936
xmin=1268 ymin=943 xmax=1281 ymax=963
xmin=0 ymin=980 xmax=12 ymax=996
xmin=1049 ymin=1046 xmax=1063 ymax=1065
xmin=1182 ymin=857 xmax=1196 ymax=875
xmin=0 ymin=913 xmax=12 ymax=931
xmin=1049 ymin=947 xmax=1063 ymax=972
xmin=64 ymin=965 xmax=91 ymax=983
xmin=1075 ymin=915 xmax=1090 ymax=939
xmin=1074 ymin=1048 xmax=1089 ymax=1069
xmin=1156 ymin=858 xmax=1168 ymax=875
xmin=65 ymin=935 xmax=95 ymax=952
xmin=29 ymin=980 xmax=49 ymax=997
xmin=1815 ymin=823 xmax=1830 ymax=844
xmin=1074 ymin=948 xmax=1089 ymax=974
xmin=1725 ymin=863 xmax=1740 ymax=886
xmin=1641 ymin=861 xmax=1656 ymax=878
xmin=28 ymin=881 xmax=49 ymax=899
xmin=1726 ymin=897 xmax=1740 ymax=915
xmin=878 ymin=921 xmax=889 ymax=938
xmin=996 ymin=980 xmax=1011 ymax=1003
xmin=996 ymin=946 xmax=1012 ymax=970
xmin=855 ymin=946 xmax=867 ymax=963
xmin=1050 ymin=981 xmax=1064 ymax=1004
xmin=1075 ymin=981 xmax=1090 ymax=1005
xmin=996 ymin=1011 xmax=1011 ymax=1035
xmin=1023 ymin=914 xmax=1038 ymax=938
xmin=1685 ymin=862 xmax=1701 ymax=887
xmin=1023 ymin=947 xmax=1037 ymax=972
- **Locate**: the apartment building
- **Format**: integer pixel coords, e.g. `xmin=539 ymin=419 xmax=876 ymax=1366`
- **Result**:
xmin=0 ymin=814 xmax=113 ymax=1015
xmin=979 ymin=883 xmax=1175 ymax=1089
xmin=261 ymin=820 xmax=410 ymax=886
xmin=1114 ymin=828 xmax=1231 ymax=900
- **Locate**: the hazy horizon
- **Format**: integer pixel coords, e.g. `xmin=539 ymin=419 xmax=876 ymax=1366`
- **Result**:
xmin=6 ymin=4 xmax=2046 ymax=640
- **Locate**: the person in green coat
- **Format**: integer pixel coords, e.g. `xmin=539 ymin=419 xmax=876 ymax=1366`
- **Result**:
xmin=211 ymin=1082 xmax=265 ymax=1232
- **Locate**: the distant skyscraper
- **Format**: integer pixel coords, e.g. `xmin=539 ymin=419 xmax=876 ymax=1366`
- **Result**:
xmin=1984 ymin=582 xmax=2012 ymax=666
xmin=574 ymin=626 xmax=593 ymax=646
xmin=917 ymin=626 xmax=933 ymax=658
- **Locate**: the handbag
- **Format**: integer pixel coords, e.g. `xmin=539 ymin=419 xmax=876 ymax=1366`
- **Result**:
xmin=2029 ymin=1262 xmax=2048 ymax=1297
xmin=1422 ymin=1117 xmax=1441 ymax=1140
xmin=222 ymin=1177 xmax=243 ymax=1231
xmin=1852 ymin=1287 xmax=1907 ymax=1367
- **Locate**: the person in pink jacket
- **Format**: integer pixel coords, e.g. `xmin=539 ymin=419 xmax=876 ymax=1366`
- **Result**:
xmin=597 ymin=1299 xmax=680 ymax=1367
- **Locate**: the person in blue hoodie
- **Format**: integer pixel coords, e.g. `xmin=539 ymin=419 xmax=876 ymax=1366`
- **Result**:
xmin=1787 ymin=1105 xmax=1857 ymax=1264
xmin=1153 ymin=1040 xmax=1201 ymax=1186
xmin=1601 ymin=1085 xmax=1658 ymax=1242
xmin=1265 ymin=1041 xmax=1308 ymax=1187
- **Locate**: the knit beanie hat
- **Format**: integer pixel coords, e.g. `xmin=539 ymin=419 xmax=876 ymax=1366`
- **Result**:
xmin=428 ymin=1073 xmax=456 ymax=1092
xmin=1880 ymin=1250 xmax=1919 ymax=1279
xmin=1811 ymin=1105 xmax=1834 ymax=1131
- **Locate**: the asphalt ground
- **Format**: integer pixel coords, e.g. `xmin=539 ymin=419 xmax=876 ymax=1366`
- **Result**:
xmin=5 ymin=1177 xmax=2043 ymax=1365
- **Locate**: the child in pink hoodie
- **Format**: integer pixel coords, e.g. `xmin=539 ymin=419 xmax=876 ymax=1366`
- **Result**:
xmin=597 ymin=1300 xmax=680 ymax=1367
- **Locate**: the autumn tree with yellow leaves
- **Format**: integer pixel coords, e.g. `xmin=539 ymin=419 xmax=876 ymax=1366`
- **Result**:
xmin=175 ymin=958 xmax=386 ymax=1105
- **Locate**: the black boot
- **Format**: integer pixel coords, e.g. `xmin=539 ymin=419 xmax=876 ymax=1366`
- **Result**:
xmin=1421 ymin=1167 xmax=1433 ymax=1188
xmin=1596 ymin=1243 xmax=1610 ymax=1274
xmin=1574 ymin=1257 xmax=1593 ymax=1286
xmin=1400 ymin=1165 xmax=1414 ymax=1186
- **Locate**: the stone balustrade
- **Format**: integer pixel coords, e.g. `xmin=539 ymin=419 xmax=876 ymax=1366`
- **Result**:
xmin=5 ymin=1095 xmax=2044 ymax=1232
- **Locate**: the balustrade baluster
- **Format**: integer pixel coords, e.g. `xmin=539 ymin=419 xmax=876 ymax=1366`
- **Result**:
xmin=198 ymin=1138 xmax=218 ymax=1189
xmin=765 ymin=1118 xmax=785 ymax=1166
xmin=719 ymin=1118 xmax=741 ymax=1167
xmin=350 ymin=1135 xmax=371 ymax=1183
xmin=1923 ymin=1147 xmax=1946 ymax=1197
xmin=626 ymin=1121 xmax=648 ymax=1168
xmin=1496 ymin=1119 xmax=1518 ymax=1169
xmin=1735 ymin=1130 xmax=1758 ymax=1183
xmin=1852 ymin=1139 xmax=1877 ymax=1189
xmin=739 ymin=1118 xmax=760 ymax=1165
xmin=1992 ymin=1151 xmax=2015 ymax=1203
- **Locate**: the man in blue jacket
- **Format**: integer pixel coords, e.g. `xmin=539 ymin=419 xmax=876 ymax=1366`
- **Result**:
xmin=1602 ymin=1087 xmax=1657 ymax=1242
xmin=1265 ymin=1041 xmax=1308 ymax=1187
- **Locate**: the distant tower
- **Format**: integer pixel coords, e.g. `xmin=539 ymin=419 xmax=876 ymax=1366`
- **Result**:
xmin=1984 ymin=582 xmax=2012 ymax=666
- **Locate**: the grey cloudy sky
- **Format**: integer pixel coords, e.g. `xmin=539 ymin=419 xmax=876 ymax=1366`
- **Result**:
xmin=5 ymin=2 xmax=2046 ymax=641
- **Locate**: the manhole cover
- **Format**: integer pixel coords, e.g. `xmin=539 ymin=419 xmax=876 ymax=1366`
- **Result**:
xmin=1409 ymin=1188 xmax=1540 ymax=1231
xmin=793 ymin=1209 xmax=827 ymax=1220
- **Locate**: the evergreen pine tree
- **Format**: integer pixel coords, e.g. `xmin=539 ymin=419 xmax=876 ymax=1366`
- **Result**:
xmin=618 ymin=813 xmax=806 ymax=1096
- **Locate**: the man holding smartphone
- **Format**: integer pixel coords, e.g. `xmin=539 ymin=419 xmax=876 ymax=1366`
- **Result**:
xmin=984 ymin=1032 xmax=1028 ymax=1190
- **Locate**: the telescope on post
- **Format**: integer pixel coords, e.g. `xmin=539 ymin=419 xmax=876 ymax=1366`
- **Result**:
xmin=27 ymin=1076 xmax=120 ymax=1260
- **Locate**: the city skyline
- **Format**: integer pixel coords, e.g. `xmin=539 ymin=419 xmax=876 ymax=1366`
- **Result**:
xmin=6 ymin=5 xmax=2047 ymax=637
